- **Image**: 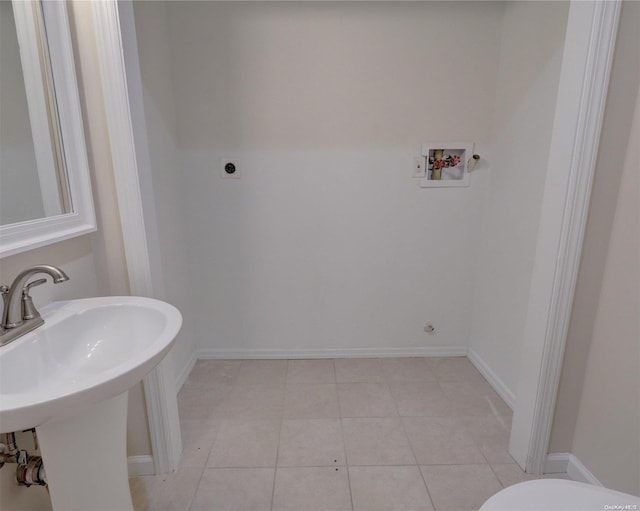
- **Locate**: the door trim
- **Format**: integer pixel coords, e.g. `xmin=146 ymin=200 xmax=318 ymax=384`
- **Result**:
xmin=509 ymin=0 xmax=621 ymax=473
xmin=91 ymin=0 xmax=182 ymax=475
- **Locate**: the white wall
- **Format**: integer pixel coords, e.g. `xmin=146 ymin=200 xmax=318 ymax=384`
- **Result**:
xmin=162 ymin=1 xmax=504 ymax=356
xmin=130 ymin=1 xmax=196 ymax=383
xmin=469 ymin=1 xmax=568 ymax=395
xmin=571 ymin=81 xmax=639 ymax=495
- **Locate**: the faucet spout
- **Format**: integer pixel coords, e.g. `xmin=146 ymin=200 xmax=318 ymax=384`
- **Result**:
xmin=1 ymin=265 xmax=69 ymax=330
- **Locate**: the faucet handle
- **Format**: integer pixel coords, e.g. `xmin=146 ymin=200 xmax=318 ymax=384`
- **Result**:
xmin=23 ymin=279 xmax=47 ymax=293
xmin=21 ymin=279 xmax=47 ymax=321
xmin=0 ymin=287 xmax=8 ymax=333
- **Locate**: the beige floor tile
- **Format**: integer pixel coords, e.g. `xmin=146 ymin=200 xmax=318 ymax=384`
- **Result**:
xmin=129 ymin=477 xmax=151 ymax=511
xmin=273 ymin=466 xmax=352 ymax=511
xmin=439 ymin=381 xmax=512 ymax=417
xmin=215 ymin=384 xmax=285 ymax=418
xmin=187 ymin=360 xmax=242 ymax=386
xmin=180 ymin=419 xmax=219 ymax=467
xmin=236 ymin=359 xmax=288 ymax=385
xmin=335 ymin=358 xmax=385 ymax=383
xmin=389 ymin=381 xmax=451 ymax=417
xmin=129 ymin=467 xmax=202 ymax=511
xmin=490 ymin=463 xmax=538 ymax=488
xmin=430 ymin=357 xmax=488 ymax=385
xmin=464 ymin=415 xmax=513 ymax=464
xmin=287 ymin=359 xmax=336 ymax=383
xmin=490 ymin=463 xmax=570 ymax=488
xmin=403 ymin=417 xmax=486 ymax=465
xmin=190 ymin=468 xmax=274 ymax=511
xmin=278 ymin=419 xmax=345 ymax=466
xmin=420 ymin=464 xmax=502 ymax=511
xmin=349 ymin=466 xmax=433 ymax=511
xmin=380 ymin=358 xmax=438 ymax=383
xmin=337 ymin=383 xmax=398 ymax=417
xmin=342 ymin=418 xmax=415 ymax=466
xmin=207 ymin=419 xmax=280 ymax=467
xmin=177 ymin=383 xmax=230 ymax=421
xmin=284 ymin=384 xmax=340 ymax=418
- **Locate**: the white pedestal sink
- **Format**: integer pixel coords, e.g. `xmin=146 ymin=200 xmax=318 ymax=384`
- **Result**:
xmin=0 ymin=297 xmax=182 ymax=511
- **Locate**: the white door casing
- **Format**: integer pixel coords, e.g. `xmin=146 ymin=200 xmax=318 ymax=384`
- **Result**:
xmin=91 ymin=0 xmax=182 ymax=475
xmin=509 ymin=0 xmax=621 ymax=473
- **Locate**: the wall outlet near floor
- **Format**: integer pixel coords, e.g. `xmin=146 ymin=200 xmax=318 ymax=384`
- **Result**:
xmin=424 ymin=322 xmax=435 ymax=334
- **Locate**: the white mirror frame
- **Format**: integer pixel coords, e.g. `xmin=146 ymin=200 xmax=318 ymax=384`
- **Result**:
xmin=0 ymin=1 xmax=95 ymax=258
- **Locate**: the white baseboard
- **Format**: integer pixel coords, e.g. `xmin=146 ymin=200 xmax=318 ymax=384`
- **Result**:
xmin=544 ymin=453 xmax=603 ymax=486
xmin=544 ymin=452 xmax=570 ymax=473
xmin=467 ymin=348 xmax=516 ymax=410
xmin=566 ymin=454 xmax=603 ymax=486
xmin=197 ymin=346 xmax=469 ymax=360
xmin=128 ymin=455 xmax=155 ymax=477
xmin=174 ymin=351 xmax=198 ymax=393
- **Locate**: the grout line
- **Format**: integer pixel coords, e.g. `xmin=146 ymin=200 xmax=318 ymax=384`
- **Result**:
xmin=186 ymin=465 xmax=207 ymax=511
xmin=417 ymin=465 xmax=437 ymax=511
xmin=270 ymin=416 xmax=284 ymax=511
xmin=334 ymin=366 xmax=355 ymax=511
xmin=392 ymin=385 xmax=438 ymax=509
xmin=486 ymin=459 xmax=507 ymax=489
xmin=198 ymin=420 xmax=221 ymax=470
xmin=339 ymin=420 xmax=355 ymax=509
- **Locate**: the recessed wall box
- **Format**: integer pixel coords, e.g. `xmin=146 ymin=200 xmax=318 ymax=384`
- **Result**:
xmin=419 ymin=142 xmax=473 ymax=188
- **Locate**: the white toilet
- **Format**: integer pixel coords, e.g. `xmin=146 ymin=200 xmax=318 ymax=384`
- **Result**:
xmin=480 ymin=479 xmax=640 ymax=511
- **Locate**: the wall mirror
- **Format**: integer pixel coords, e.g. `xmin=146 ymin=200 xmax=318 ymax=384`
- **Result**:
xmin=0 ymin=0 xmax=95 ymax=258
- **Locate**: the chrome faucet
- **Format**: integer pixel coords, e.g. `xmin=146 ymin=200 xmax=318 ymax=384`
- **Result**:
xmin=0 ymin=265 xmax=69 ymax=347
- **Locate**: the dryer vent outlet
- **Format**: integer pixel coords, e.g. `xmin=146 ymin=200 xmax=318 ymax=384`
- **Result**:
xmin=221 ymin=159 xmax=240 ymax=179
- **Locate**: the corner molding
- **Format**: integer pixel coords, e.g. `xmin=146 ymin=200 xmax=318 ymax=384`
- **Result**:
xmin=544 ymin=452 xmax=570 ymax=474
xmin=127 ymin=455 xmax=155 ymax=477
xmin=175 ymin=351 xmax=198 ymax=393
xmin=566 ymin=454 xmax=604 ymax=486
xmin=544 ymin=453 xmax=603 ymax=487
xmin=467 ymin=348 xmax=516 ymax=410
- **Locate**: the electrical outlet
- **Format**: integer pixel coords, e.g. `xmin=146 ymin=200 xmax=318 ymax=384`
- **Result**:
xmin=221 ymin=159 xmax=240 ymax=179
xmin=413 ymin=156 xmax=426 ymax=178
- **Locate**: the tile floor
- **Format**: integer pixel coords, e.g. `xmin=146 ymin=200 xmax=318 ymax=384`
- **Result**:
xmin=129 ymin=357 xmax=563 ymax=511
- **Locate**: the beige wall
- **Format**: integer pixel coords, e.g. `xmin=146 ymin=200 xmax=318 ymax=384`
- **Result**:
xmin=550 ymin=0 xmax=640 ymax=460
xmin=572 ymin=84 xmax=639 ymax=494
xmin=549 ymin=1 xmax=639 ymax=494
xmin=66 ymin=0 xmax=152 ymax=461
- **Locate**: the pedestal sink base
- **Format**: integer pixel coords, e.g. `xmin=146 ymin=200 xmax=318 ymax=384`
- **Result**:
xmin=36 ymin=392 xmax=133 ymax=511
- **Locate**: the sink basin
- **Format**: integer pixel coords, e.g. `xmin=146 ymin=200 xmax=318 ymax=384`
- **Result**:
xmin=0 ymin=296 xmax=182 ymax=433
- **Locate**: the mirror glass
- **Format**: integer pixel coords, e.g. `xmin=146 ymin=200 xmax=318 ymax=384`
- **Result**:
xmin=0 ymin=1 xmax=95 ymax=257
xmin=0 ymin=0 xmax=71 ymax=226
